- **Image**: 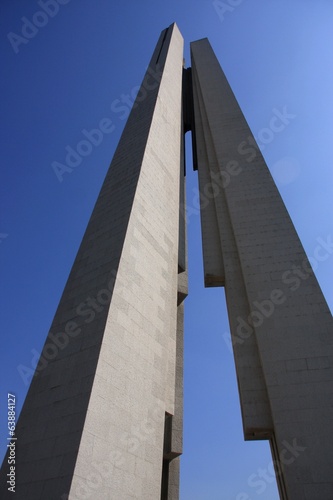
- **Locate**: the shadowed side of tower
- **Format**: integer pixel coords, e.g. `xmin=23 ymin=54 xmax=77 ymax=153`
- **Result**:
xmin=191 ymin=38 xmax=333 ymax=499
xmin=0 ymin=23 xmax=186 ymax=499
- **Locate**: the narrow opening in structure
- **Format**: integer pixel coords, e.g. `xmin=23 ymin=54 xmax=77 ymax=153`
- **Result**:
xmin=160 ymin=412 xmax=172 ymax=499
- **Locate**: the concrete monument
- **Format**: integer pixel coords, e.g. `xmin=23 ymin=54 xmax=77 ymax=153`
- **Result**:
xmin=1 ymin=23 xmax=332 ymax=500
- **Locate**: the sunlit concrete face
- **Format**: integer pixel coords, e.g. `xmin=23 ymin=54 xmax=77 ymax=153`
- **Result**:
xmin=191 ymin=37 xmax=333 ymax=500
xmin=69 ymin=24 xmax=186 ymax=500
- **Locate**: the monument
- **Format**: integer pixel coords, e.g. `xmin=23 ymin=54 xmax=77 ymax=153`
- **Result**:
xmin=1 ymin=23 xmax=332 ymax=499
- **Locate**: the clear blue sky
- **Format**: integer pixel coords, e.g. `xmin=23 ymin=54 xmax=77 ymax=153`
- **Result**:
xmin=1 ymin=1 xmax=332 ymax=499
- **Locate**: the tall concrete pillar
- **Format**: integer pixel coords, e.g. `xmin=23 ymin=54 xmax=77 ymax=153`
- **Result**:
xmin=0 ymin=23 xmax=186 ymax=499
xmin=191 ymin=38 xmax=333 ymax=499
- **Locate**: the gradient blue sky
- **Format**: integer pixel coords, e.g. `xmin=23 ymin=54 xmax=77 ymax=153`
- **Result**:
xmin=1 ymin=1 xmax=332 ymax=499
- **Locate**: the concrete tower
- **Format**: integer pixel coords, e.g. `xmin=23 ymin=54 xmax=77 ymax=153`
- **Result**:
xmin=1 ymin=24 xmax=333 ymax=500
xmin=190 ymin=38 xmax=333 ymax=499
xmin=1 ymin=23 xmax=186 ymax=499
